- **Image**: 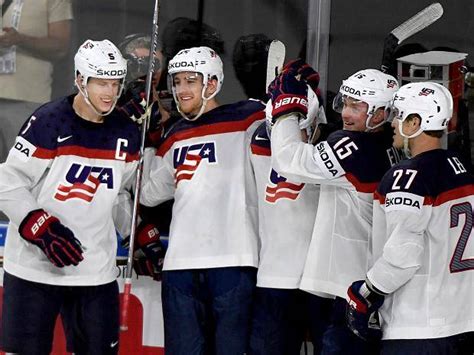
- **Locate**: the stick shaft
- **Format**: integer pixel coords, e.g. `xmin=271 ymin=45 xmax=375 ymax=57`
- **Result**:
xmin=120 ymin=0 xmax=160 ymax=332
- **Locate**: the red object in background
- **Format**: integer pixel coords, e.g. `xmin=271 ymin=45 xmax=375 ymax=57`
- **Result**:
xmin=0 ymin=287 xmax=164 ymax=355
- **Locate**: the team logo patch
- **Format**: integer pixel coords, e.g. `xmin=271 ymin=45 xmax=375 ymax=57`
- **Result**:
xmin=173 ymin=142 xmax=217 ymax=185
xmin=54 ymin=163 xmax=114 ymax=202
xmin=265 ymin=169 xmax=304 ymax=203
xmin=419 ymin=88 xmax=435 ymax=96
xmin=387 ymin=79 xmax=397 ymax=88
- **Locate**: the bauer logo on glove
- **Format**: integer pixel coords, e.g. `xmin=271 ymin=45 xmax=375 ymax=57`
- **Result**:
xmin=268 ymin=71 xmax=308 ymax=123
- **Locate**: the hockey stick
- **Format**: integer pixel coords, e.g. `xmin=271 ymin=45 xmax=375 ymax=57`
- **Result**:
xmin=381 ymin=2 xmax=443 ymax=73
xmin=120 ymin=0 xmax=160 ymax=332
xmin=266 ymin=39 xmax=286 ymax=89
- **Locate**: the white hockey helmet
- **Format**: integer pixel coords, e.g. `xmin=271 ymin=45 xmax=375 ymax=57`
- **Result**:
xmin=332 ymin=69 xmax=399 ymax=130
xmin=266 ymin=85 xmax=326 ymax=143
xmin=389 ymin=81 xmax=453 ymax=138
xmin=74 ymin=39 xmax=127 ymax=115
xmin=167 ymin=46 xmax=224 ymax=121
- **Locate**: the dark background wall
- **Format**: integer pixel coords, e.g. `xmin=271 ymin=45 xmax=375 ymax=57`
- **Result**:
xmin=327 ymin=0 xmax=474 ymax=93
xmin=53 ymin=0 xmax=308 ymax=104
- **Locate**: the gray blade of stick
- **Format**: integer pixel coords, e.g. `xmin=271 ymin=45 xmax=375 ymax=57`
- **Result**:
xmin=391 ymin=3 xmax=443 ymax=44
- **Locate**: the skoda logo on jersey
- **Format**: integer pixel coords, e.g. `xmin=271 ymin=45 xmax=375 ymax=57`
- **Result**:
xmin=54 ymin=163 xmax=114 ymax=202
xmin=386 ymin=196 xmax=421 ymax=208
xmin=173 ymin=142 xmax=217 ymax=185
xmin=317 ymin=143 xmax=340 ymax=177
xmin=385 ymin=191 xmax=423 ymax=214
xmin=265 ymin=169 xmax=304 ymax=203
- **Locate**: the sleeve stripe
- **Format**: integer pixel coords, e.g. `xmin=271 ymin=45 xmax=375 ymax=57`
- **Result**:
xmin=345 ymin=173 xmax=379 ymax=193
xmin=433 ymin=184 xmax=474 ymax=206
xmin=250 ymin=144 xmax=271 ymax=156
xmin=375 ymin=184 xmax=474 ymax=206
xmin=32 ymin=146 xmax=139 ymax=162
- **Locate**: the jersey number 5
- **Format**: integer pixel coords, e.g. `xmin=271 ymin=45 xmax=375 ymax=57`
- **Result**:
xmin=449 ymin=202 xmax=474 ymax=273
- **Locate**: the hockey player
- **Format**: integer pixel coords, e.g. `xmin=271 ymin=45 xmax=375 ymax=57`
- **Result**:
xmin=140 ymin=46 xmax=264 ymax=355
xmin=0 ymin=39 xmax=140 ymax=354
xmin=346 ymin=82 xmax=474 ymax=354
xmin=268 ymin=64 xmax=400 ymax=354
xmin=248 ymin=82 xmax=333 ymax=354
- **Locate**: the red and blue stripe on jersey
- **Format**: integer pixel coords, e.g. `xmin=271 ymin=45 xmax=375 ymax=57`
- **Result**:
xmin=20 ymin=95 xmax=140 ymax=162
xmin=375 ymin=149 xmax=474 ymax=206
xmin=326 ymin=128 xmax=397 ymax=193
xmin=156 ymin=100 xmax=265 ymax=158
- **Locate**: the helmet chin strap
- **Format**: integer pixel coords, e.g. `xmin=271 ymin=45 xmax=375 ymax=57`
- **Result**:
xmin=398 ymin=119 xmax=422 ymax=158
xmin=177 ymin=97 xmax=208 ymax=121
xmin=365 ymin=106 xmax=386 ymax=131
xmin=176 ymin=83 xmax=212 ymax=121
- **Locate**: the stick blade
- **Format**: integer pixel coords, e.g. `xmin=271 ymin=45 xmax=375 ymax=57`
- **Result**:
xmin=391 ymin=3 xmax=443 ymax=44
xmin=266 ymin=40 xmax=286 ymax=89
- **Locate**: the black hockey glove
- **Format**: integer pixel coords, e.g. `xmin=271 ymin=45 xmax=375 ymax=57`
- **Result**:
xmin=19 ymin=209 xmax=84 ymax=267
xmin=268 ymin=70 xmax=308 ymax=124
xmin=122 ymin=223 xmax=165 ymax=281
xmin=346 ymin=280 xmax=385 ymax=342
xmin=281 ymin=58 xmax=321 ymax=92
xmin=118 ymin=79 xmax=160 ymax=126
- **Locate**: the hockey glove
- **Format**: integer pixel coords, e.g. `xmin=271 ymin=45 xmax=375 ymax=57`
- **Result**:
xmin=268 ymin=71 xmax=308 ymax=124
xmin=118 ymin=79 xmax=160 ymax=126
xmin=122 ymin=223 xmax=165 ymax=281
xmin=19 ymin=209 xmax=84 ymax=267
xmin=281 ymin=58 xmax=321 ymax=92
xmin=298 ymin=63 xmax=320 ymax=92
xmin=346 ymin=280 xmax=385 ymax=342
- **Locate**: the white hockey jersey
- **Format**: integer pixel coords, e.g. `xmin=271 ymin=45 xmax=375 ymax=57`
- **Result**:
xmin=250 ymin=122 xmax=319 ymax=289
xmin=367 ymin=149 xmax=474 ymax=340
xmin=271 ymin=116 xmax=399 ymax=298
xmin=0 ymin=95 xmax=140 ymax=286
xmin=141 ymin=100 xmax=264 ymax=271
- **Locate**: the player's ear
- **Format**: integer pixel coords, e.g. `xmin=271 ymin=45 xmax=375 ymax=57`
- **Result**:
xmin=206 ymin=77 xmax=218 ymax=96
xmin=372 ymin=108 xmax=385 ymax=125
xmin=405 ymin=113 xmax=421 ymax=134
xmin=75 ymin=73 xmax=85 ymax=88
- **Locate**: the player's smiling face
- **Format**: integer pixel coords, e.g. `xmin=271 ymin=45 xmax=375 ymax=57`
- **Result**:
xmin=86 ymin=78 xmax=121 ymax=113
xmin=172 ymin=72 xmax=205 ymax=116
xmin=341 ymin=96 xmax=369 ymax=131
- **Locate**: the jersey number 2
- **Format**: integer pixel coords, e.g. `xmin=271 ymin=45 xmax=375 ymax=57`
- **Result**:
xmin=449 ymin=202 xmax=474 ymax=273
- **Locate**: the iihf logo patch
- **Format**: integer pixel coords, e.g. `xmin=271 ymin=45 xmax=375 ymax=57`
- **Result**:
xmin=265 ymin=169 xmax=304 ymax=203
xmin=54 ymin=163 xmax=114 ymax=202
xmin=173 ymin=142 xmax=217 ymax=185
